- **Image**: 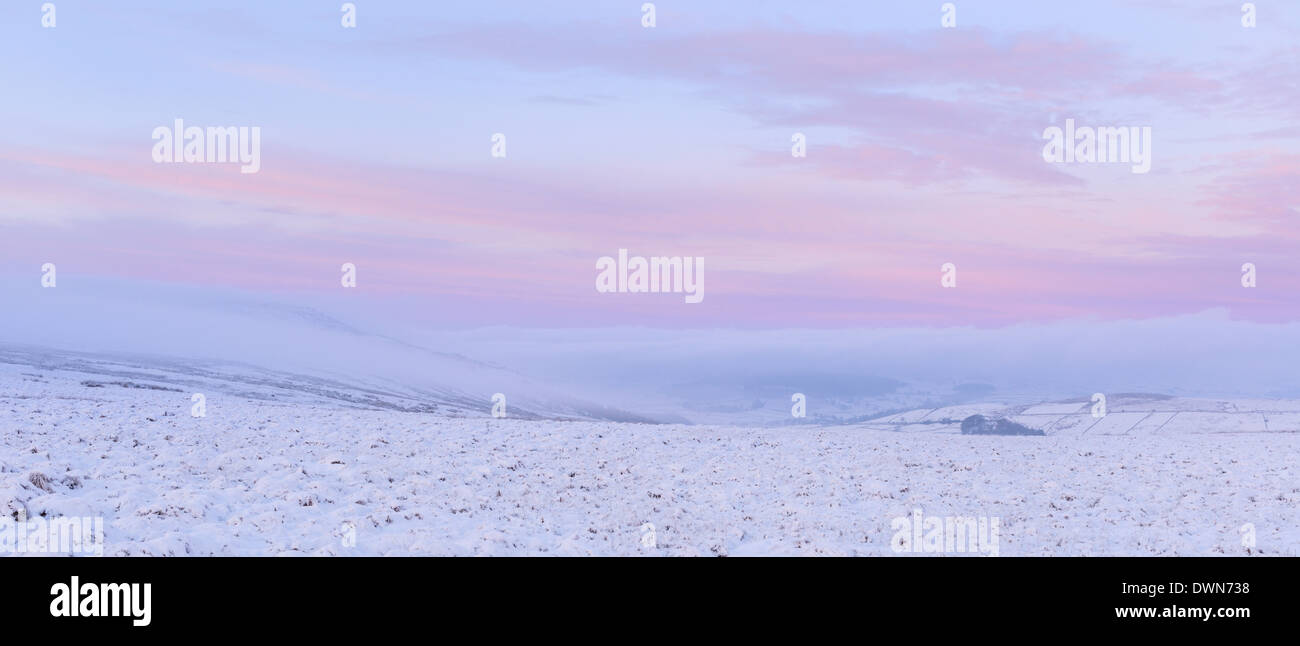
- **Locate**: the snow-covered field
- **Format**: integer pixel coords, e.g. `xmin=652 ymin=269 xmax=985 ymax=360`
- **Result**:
xmin=3 ymin=355 xmax=1297 ymax=557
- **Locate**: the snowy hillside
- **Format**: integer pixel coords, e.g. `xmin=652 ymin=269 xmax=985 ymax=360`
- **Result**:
xmin=851 ymin=395 xmax=1300 ymax=436
xmin=3 ymin=359 xmax=1296 ymax=556
xmin=0 ymin=274 xmax=660 ymax=423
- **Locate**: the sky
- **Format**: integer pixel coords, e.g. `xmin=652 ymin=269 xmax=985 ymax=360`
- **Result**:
xmin=0 ymin=0 xmax=1297 ymax=329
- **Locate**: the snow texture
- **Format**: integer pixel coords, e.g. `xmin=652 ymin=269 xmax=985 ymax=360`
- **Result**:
xmin=2 ymin=354 xmax=1296 ymax=557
